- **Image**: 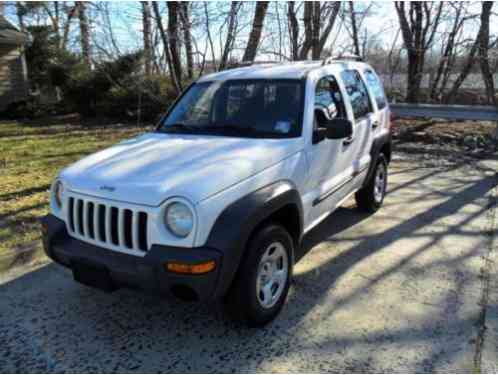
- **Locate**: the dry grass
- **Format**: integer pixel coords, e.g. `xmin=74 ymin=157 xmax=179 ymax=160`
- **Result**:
xmin=0 ymin=120 xmax=152 ymax=270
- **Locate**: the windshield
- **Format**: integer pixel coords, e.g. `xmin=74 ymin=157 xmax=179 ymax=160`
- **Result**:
xmin=159 ymin=79 xmax=304 ymax=138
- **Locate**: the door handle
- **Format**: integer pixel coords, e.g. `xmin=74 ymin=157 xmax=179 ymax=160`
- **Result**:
xmin=343 ymin=137 xmax=354 ymax=146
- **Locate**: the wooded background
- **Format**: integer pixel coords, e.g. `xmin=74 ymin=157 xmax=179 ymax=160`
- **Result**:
xmin=0 ymin=1 xmax=497 ymax=121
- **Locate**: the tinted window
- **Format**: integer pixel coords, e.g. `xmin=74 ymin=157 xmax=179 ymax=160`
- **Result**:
xmin=364 ymin=70 xmax=387 ymax=109
xmin=340 ymin=70 xmax=373 ymax=119
xmin=314 ymin=76 xmax=347 ymax=127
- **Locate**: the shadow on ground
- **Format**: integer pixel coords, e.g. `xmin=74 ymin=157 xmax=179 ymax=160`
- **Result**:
xmin=0 ymin=157 xmax=496 ymax=372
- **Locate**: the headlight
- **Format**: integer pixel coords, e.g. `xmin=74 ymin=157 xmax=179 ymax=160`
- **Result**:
xmin=54 ymin=180 xmax=64 ymax=208
xmin=165 ymin=202 xmax=193 ymax=238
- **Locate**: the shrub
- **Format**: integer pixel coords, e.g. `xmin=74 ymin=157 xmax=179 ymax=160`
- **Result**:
xmin=0 ymin=97 xmax=59 ymax=120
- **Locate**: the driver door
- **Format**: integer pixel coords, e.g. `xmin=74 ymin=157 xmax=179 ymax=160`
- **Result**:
xmin=304 ymin=75 xmax=357 ymax=231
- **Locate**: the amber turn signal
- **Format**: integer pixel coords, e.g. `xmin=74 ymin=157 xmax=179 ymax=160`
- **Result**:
xmin=166 ymin=260 xmax=216 ymax=275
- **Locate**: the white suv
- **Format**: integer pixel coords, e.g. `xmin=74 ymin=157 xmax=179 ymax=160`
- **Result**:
xmin=41 ymin=60 xmax=392 ymax=326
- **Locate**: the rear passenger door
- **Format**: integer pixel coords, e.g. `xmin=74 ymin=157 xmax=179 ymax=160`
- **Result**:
xmin=339 ymin=70 xmax=375 ymax=185
xmin=363 ymin=69 xmax=389 ymax=135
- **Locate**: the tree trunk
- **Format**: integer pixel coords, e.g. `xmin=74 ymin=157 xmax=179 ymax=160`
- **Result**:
xmin=394 ymin=2 xmax=442 ymax=103
xmin=167 ymin=1 xmax=182 ymax=82
xmin=180 ymin=2 xmax=194 ymax=79
xmin=288 ymin=2 xmax=299 ymax=61
xmin=152 ymin=1 xmax=181 ymax=94
xmin=15 ymin=2 xmax=26 ymax=32
xmin=219 ymin=1 xmax=240 ymax=70
xmin=444 ymin=3 xmax=493 ymax=104
xmin=478 ymin=1 xmax=496 ymax=105
xmin=311 ymin=2 xmax=321 ymax=59
xmin=429 ymin=4 xmax=463 ymax=101
xmin=349 ymin=2 xmax=361 ymax=57
xmin=141 ymin=1 xmax=153 ymax=76
xmin=317 ymin=2 xmax=341 ymax=57
xmin=76 ymin=2 xmax=91 ymax=67
xmin=299 ymin=2 xmax=313 ymax=60
xmin=242 ymin=1 xmax=269 ymax=62
xmin=61 ymin=4 xmax=77 ymax=51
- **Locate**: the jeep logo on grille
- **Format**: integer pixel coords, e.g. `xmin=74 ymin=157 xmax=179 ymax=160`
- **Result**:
xmin=100 ymin=185 xmax=116 ymax=192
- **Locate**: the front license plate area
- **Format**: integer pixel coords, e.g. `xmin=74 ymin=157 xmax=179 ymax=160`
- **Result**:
xmin=72 ymin=261 xmax=116 ymax=292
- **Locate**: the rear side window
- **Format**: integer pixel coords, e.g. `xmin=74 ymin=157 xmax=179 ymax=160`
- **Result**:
xmin=340 ymin=70 xmax=373 ymax=120
xmin=364 ymin=70 xmax=387 ymax=109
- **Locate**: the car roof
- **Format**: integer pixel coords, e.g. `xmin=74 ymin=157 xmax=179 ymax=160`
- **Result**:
xmin=197 ymin=60 xmax=372 ymax=82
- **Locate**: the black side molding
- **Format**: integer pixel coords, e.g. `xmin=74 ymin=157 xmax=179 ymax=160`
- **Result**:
xmin=313 ymin=164 xmax=369 ymax=206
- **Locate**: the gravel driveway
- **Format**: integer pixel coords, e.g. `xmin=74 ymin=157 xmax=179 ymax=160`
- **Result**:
xmin=1 ymin=153 xmax=497 ymax=373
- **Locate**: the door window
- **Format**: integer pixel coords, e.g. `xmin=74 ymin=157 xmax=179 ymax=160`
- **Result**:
xmin=340 ymin=70 xmax=373 ymax=120
xmin=364 ymin=70 xmax=387 ymax=109
xmin=314 ymin=76 xmax=347 ymax=128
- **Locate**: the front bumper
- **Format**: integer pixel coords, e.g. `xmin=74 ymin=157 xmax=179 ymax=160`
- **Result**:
xmin=41 ymin=214 xmax=222 ymax=301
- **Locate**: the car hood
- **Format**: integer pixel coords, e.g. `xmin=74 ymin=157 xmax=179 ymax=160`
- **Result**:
xmin=60 ymin=132 xmax=303 ymax=206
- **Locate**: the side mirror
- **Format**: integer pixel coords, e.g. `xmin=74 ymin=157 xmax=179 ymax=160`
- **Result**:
xmin=325 ymin=118 xmax=353 ymax=139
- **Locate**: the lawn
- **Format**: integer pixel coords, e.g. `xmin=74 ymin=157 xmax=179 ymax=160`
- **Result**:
xmin=0 ymin=120 xmax=152 ymax=271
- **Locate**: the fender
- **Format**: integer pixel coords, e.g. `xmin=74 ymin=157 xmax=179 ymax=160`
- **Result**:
xmin=205 ymin=180 xmax=303 ymax=298
xmin=363 ymin=132 xmax=392 ymax=187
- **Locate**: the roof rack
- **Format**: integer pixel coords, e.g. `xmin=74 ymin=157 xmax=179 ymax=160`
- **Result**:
xmin=237 ymin=60 xmax=281 ymax=66
xmin=322 ymin=54 xmax=363 ymax=66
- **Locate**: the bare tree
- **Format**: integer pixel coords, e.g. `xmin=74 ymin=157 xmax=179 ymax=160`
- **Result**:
xmin=444 ymin=2 xmax=495 ymax=104
xmin=152 ymin=1 xmax=181 ymax=93
xmin=289 ymin=2 xmax=341 ymax=60
xmin=349 ymin=2 xmax=361 ymax=57
xmin=61 ymin=3 xmax=77 ymax=52
xmin=141 ymin=1 xmax=153 ymax=76
xmin=180 ymin=2 xmax=193 ymax=79
xmin=15 ymin=2 xmax=26 ymax=32
xmin=203 ymin=3 xmax=216 ymax=70
xmin=394 ymin=1 xmax=443 ymax=102
xmin=242 ymin=1 xmax=269 ymax=62
xmin=429 ymin=2 xmax=468 ymax=101
xmin=76 ymin=1 xmax=91 ymax=66
xmin=167 ymin=1 xmax=182 ymax=82
xmin=311 ymin=2 xmax=321 ymax=59
xmin=478 ymin=1 xmax=496 ymax=105
xmin=288 ymin=2 xmax=299 ymax=60
xmin=219 ymin=1 xmax=241 ymax=70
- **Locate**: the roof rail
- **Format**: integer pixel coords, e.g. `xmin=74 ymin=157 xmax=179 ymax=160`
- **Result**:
xmin=321 ymin=54 xmax=363 ymax=66
xmin=238 ymin=60 xmax=281 ymax=66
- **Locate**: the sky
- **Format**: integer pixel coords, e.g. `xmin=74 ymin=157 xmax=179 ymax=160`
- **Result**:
xmin=2 ymin=1 xmax=496 ymax=64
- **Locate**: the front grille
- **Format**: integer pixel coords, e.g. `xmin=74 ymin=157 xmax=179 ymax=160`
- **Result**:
xmin=67 ymin=196 xmax=149 ymax=252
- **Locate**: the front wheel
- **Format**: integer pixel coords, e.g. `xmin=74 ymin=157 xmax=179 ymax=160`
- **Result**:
xmin=225 ymin=224 xmax=293 ymax=327
xmin=355 ymin=154 xmax=388 ymax=213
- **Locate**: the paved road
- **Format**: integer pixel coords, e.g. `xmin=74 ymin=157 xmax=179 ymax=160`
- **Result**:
xmin=1 ymin=154 xmax=497 ymax=373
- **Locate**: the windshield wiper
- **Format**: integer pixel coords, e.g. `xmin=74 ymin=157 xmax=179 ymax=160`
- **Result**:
xmin=204 ymin=124 xmax=281 ymax=137
xmin=159 ymin=123 xmax=201 ymax=133
xmin=202 ymin=124 xmax=259 ymax=133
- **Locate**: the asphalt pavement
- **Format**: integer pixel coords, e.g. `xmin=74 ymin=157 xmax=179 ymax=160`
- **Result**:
xmin=1 ymin=152 xmax=497 ymax=372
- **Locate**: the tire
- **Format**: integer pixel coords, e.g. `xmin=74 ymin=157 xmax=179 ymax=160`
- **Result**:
xmin=225 ymin=224 xmax=293 ymax=327
xmin=355 ymin=154 xmax=388 ymax=213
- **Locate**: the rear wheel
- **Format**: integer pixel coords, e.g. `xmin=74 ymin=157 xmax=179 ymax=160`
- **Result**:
xmin=355 ymin=154 xmax=388 ymax=213
xmin=225 ymin=224 xmax=293 ymax=327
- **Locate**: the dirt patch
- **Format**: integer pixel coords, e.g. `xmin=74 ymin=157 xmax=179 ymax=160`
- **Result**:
xmin=392 ymin=119 xmax=497 ymax=165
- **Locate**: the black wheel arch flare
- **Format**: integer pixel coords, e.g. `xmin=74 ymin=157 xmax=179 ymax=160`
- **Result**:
xmin=204 ymin=180 xmax=303 ymax=298
xmin=363 ymin=132 xmax=392 ymax=187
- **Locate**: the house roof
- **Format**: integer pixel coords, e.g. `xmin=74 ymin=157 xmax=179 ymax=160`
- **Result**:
xmin=0 ymin=15 xmax=28 ymax=45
